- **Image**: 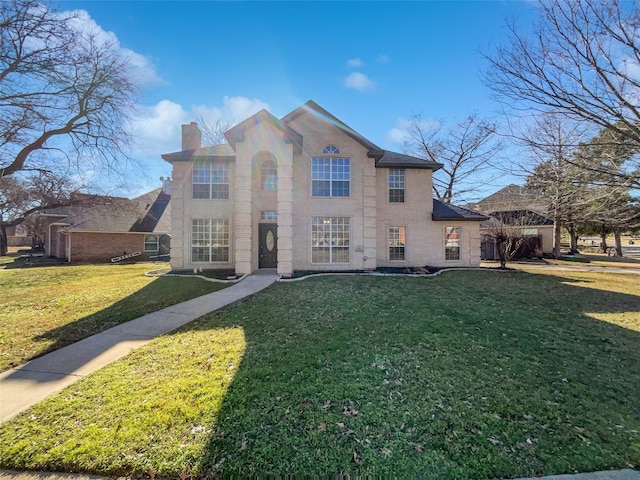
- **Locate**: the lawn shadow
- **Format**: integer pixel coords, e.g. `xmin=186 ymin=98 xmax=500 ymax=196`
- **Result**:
xmin=187 ymin=271 xmax=640 ymax=478
xmin=2 ymin=275 xmax=227 ymax=373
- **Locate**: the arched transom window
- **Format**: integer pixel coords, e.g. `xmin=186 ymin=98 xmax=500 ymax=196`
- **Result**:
xmin=322 ymin=145 xmax=340 ymax=155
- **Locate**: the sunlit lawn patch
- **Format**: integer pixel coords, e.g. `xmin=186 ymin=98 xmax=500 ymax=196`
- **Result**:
xmin=0 ymin=270 xmax=638 ymax=478
xmin=0 ymin=263 xmax=227 ymax=371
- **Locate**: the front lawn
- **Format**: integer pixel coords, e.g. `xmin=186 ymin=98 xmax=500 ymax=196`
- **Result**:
xmin=0 ymin=263 xmax=227 ymax=371
xmin=0 ymin=270 xmax=638 ymax=478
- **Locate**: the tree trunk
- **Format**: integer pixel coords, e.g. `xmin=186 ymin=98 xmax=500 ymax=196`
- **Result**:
xmin=553 ymin=216 xmax=562 ymax=259
xmin=614 ymin=226 xmax=623 ymax=257
xmin=0 ymin=224 xmax=7 ymax=257
xmin=569 ymin=224 xmax=578 ymax=254
xmin=600 ymin=225 xmax=608 ymax=253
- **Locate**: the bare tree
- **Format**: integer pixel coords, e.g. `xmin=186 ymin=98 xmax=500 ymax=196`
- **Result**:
xmin=484 ymin=0 xmax=640 ymax=186
xmin=0 ymin=0 xmax=139 ymax=180
xmin=0 ymin=172 xmax=77 ymax=254
xmin=404 ymin=114 xmax=502 ymax=204
xmin=520 ymin=114 xmax=588 ymax=258
xmin=484 ymin=211 xmax=541 ymax=269
xmin=197 ymin=115 xmax=233 ymax=146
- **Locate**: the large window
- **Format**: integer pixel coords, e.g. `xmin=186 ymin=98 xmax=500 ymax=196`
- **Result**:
xmin=311 ymin=156 xmax=350 ymax=197
xmin=192 ymin=218 xmax=229 ymax=262
xmin=388 ymin=226 xmax=406 ymax=261
xmin=388 ymin=169 xmax=405 ymax=203
xmin=144 ymin=234 xmax=159 ymax=252
xmin=193 ymin=162 xmax=229 ymax=199
xmin=311 ymin=217 xmax=350 ymax=263
xmin=445 ymin=226 xmax=461 ymax=261
xmin=261 ymin=159 xmax=277 ymax=190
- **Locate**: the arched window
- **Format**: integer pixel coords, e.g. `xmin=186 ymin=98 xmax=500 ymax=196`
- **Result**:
xmin=261 ymin=159 xmax=277 ymax=190
xmin=322 ymin=145 xmax=340 ymax=155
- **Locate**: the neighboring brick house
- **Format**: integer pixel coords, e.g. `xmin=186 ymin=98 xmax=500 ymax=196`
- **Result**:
xmin=162 ymin=100 xmax=486 ymax=277
xmin=471 ymin=184 xmax=555 ymax=258
xmin=41 ymin=189 xmax=171 ymax=263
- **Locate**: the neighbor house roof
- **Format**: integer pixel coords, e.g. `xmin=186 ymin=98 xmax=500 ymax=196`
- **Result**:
xmin=59 ymin=189 xmax=171 ymax=234
xmin=432 ymin=199 xmax=489 ymax=221
xmin=481 ymin=209 xmax=554 ymax=229
xmin=473 ymin=184 xmax=547 ymax=214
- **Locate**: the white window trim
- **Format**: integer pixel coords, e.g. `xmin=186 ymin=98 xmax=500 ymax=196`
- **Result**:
xmin=191 ymin=218 xmax=230 ymax=263
xmin=311 ymin=156 xmax=351 ymax=198
xmin=388 ymin=168 xmax=406 ymax=204
xmin=444 ymin=226 xmax=462 ymax=262
xmin=310 ymin=216 xmax=351 ymax=264
xmin=144 ymin=234 xmax=159 ymax=252
xmin=388 ymin=226 xmax=406 ymax=262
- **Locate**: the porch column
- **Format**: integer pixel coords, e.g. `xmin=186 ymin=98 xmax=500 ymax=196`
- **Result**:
xmin=235 ymin=150 xmax=253 ymax=275
xmin=277 ymin=144 xmax=294 ymax=277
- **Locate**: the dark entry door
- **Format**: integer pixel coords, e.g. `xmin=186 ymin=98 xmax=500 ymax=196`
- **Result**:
xmin=259 ymin=223 xmax=277 ymax=268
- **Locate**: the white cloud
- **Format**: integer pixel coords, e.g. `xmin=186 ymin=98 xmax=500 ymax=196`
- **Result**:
xmin=377 ymin=54 xmax=390 ymax=64
xmin=129 ymin=96 xmax=270 ymax=156
xmin=130 ymin=100 xmax=188 ymax=154
xmin=387 ymin=118 xmax=413 ymax=146
xmin=386 ymin=117 xmax=440 ymax=146
xmin=343 ymin=72 xmax=375 ymax=92
xmin=347 ymin=58 xmax=364 ymax=68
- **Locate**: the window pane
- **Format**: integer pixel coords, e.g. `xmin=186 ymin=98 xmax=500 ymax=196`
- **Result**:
xmin=192 ymin=218 xmax=229 ymax=262
xmin=262 ymin=160 xmax=277 ymax=190
xmin=445 ymin=227 xmax=461 ymax=261
xmin=389 ymin=226 xmax=405 ymax=260
xmin=389 ymin=169 xmax=405 ymax=203
xmin=261 ymin=211 xmax=278 ymax=221
xmin=312 ymin=157 xmax=350 ymax=197
xmin=311 ymin=217 xmax=349 ymax=263
xmin=312 ymin=180 xmax=331 ymax=196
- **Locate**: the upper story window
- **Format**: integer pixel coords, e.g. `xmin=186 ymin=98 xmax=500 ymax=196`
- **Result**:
xmin=322 ymin=145 xmax=340 ymax=155
xmin=261 ymin=159 xmax=277 ymax=190
xmin=389 ymin=169 xmax=405 ymax=203
xmin=312 ymin=152 xmax=350 ymax=197
xmin=193 ymin=162 xmax=229 ymax=199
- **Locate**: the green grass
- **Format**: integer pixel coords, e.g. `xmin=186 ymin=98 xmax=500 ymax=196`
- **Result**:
xmin=0 ymin=262 xmax=227 ymax=371
xmin=1 ymin=270 xmax=639 ymax=478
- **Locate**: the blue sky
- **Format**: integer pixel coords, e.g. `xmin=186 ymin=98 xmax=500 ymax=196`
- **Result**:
xmin=56 ymin=0 xmax=537 ymax=198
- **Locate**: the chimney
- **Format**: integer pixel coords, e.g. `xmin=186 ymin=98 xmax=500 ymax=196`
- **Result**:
xmin=182 ymin=122 xmax=201 ymax=151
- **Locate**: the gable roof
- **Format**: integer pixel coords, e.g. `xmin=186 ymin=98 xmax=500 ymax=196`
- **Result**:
xmin=58 ymin=189 xmax=171 ymax=234
xmin=432 ymin=199 xmax=489 ymax=222
xmin=282 ymin=100 xmax=386 ymax=160
xmin=162 ymin=144 xmax=235 ymax=163
xmin=376 ymin=150 xmax=443 ymax=171
xmin=225 ymin=109 xmax=303 ymax=153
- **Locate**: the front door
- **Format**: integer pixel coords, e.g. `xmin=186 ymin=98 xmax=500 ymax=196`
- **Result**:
xmin=258 ymin=223 xmax=277 ymax=268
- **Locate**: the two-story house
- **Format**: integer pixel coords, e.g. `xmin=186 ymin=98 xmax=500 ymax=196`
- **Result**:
xmin=162 ymin=100 xmax=486 ymax=277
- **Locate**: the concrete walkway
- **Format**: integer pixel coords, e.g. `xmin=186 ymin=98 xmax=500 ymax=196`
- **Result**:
xmin=0 ymin=272 xmax=278 ymax=423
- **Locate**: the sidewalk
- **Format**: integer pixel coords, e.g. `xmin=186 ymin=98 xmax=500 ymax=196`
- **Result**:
xmin=0 ymin=272 xmax=278 ymax=423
